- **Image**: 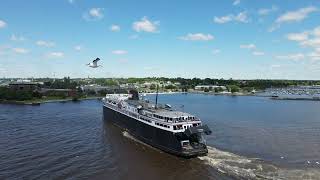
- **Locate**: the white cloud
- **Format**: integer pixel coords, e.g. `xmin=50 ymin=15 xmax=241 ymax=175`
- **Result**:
xmin=308 ymin=52 xmax=320 ymax=61
xmin=276 ymin=6 xmax=317 ymax=23
xmin=74 ymin=45 xmax=83 ymax=51
xmin=234 ymin=12 xmax=249 ymax=23
xmin=252 ymin=51 xmax=265 ymax=56
xmin=214 ymin=11 xmax=249 ymax=24
xmin=286 ymin=26 xmax=320 ymax=49
xmin=133 ymin=17 xmax=159 ymax=33
xmin=258 ymin=6 xmax=278 ymax=16
xmin=301 ymin=38 xmax=320 ymax=48
xmin=112 ymin=50 xmax=128 ymax=55
xmin=275 ymin=53 xmax=305 ymax=61
xmin=0 ymin=20 xmax=7 ymax=28
xmin=11 ymin=34 xmax=26 ymax=41
xmin=240 ymin=44 xmax=265 ymax=56
xmin=179 ymin=33 xmax=214 ymax=41
xmin=212 ymin=49 xmax=221 ymax=54
xmin=36 ymin=40 xmax=55 ymax=47
xmin=313 ymin=26 xmax=320 ymax=37
xmin=214 ymin=15 xmax=233 ymax=24
xmin=47 ymin=52 xmax=64 ymax=58
xmin=285 ymin=26 xmax=320 ymax=62
xmin=89 ymin=8 xmax=103 ymax=18
xmin=110 ymin=24 xmax=120 ymax=32
xmin=240 ymin=44 xmax=256 ymax=49
xmin=286 ymin=32 xmax=309 ymax=42
xmin=83 ymin=8 xmax=104 ymax=21
xmin=12 ymin=48 xmax=29 ymax=54
xmin=270 ymin=6 xmax=317 ymax=31
xmin=233 ymin=0 xmax=240 ymax=6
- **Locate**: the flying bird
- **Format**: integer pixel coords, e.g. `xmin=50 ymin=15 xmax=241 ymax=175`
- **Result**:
xmin=87 ymin=58 xmax=102 ymax=68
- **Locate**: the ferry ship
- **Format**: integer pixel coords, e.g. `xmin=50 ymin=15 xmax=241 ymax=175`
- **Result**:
xmin=102 ymin=90 xmax=212 ymax=158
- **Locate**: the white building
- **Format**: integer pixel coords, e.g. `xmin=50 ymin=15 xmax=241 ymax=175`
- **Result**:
xmin=195 ymin=85 xmax=227 ymax=91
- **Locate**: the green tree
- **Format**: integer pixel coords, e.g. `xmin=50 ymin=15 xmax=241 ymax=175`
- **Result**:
xmin=150 ymin=84 xmax=157 ymax=90
xmin=228 ymin=85 xmax=240 ymax=93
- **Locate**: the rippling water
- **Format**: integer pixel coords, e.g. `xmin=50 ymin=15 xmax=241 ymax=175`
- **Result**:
xmin=1 ymin=94 xmax=320 ymax=179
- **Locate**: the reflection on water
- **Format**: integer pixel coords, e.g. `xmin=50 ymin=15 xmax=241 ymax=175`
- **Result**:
xmin=1 ymin=94 xmax=320 ymax=179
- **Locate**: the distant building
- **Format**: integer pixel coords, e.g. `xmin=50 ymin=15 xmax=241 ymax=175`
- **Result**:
xmin=81 ymin=84 xmax=120 ymax=93
xmin=195 ymin=85 xmax=227 ymax=91
xmin=0 ymin=81 xmax=9 ymax=87
xmin=142 ymin=82 xmax=159 ymax=88
xmin=9 ymin=82 xmax=41 ymax=91
xmin=120 ymin=83 xmax=138 ymax=89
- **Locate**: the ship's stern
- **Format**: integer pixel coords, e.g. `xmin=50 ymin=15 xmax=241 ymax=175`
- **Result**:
xmin=175 ymin=125 xmax=212 ymax=158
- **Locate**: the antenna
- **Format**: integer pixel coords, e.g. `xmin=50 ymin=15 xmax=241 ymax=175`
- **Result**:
xmin=155 ymin=84 xmax=159 ymax=109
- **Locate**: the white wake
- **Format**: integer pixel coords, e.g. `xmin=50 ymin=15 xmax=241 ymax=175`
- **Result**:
xmin=199 ymin=146 xmax=320 ymax=180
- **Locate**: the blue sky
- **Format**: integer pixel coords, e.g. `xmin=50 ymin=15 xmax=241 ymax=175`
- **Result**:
xmin=1 ymin=0 xmax=320 ymax=79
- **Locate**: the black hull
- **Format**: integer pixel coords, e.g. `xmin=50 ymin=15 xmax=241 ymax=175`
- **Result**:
xmin=103 ymin=105 xmax=208 ymax=158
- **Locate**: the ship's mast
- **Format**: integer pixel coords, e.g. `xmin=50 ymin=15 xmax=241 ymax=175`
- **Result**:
xmin=155 ymin=84 xmax=159 ymax=109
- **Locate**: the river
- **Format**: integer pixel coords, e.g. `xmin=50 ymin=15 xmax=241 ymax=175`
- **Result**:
xmin=1 ymin=94 xmax=319 ymax=179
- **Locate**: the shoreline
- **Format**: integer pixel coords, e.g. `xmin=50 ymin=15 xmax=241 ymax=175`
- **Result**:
xmin=141 ymin=91 xmax=184 ymax=95
xmin=270 ymin=97 xmax=320 ymax=101
xmin=189 ymin=91 xmax=255 ymax=96
xmin=0 ymin=96 xmax=103 ymax=105
xmin=142 ymin=91 xmax=256 ymax=97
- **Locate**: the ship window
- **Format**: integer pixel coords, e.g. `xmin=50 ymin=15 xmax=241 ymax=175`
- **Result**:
xmin=182 ymin=141 xmax=189 ymax=146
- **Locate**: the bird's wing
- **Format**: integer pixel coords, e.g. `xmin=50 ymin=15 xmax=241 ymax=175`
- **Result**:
xmin=93 ymin=58 xmax=100 ymax=63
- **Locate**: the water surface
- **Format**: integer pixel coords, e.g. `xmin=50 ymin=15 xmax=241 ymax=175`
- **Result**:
xmin=1 ymin=94 xmax=320 ymax=179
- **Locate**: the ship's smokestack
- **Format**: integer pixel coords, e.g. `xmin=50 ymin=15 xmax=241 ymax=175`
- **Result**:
xmin=129 ymin=89 xmax=139 ymax=100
